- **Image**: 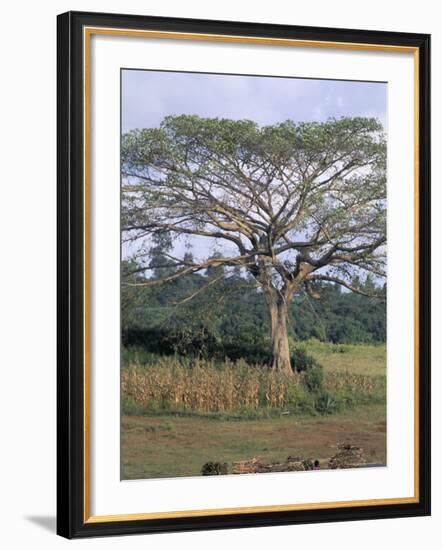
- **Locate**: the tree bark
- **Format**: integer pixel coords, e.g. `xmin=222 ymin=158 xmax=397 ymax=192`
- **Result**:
xmin=268 ymin=300 xmax=292 ymax=374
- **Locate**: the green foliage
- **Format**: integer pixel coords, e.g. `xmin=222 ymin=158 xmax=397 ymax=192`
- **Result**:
xmin=303 ymin=365 xmax=325 ymax=393
xmin=315 ymin=391 xmax=339 ymax=415
xmin=285 ymin=383 xmax=316 ymax=415
xmin=323 ymin=371 xmax=386 ymax=409
xmin=291 ymin=347 xmax=323 ymax=373
xmin=122 ymin=115 xmax=385 ymax=174
xmin=290 ymin=346 xmax=325 ymax=395
xmin=121 ymin=272 xmax=386 ymax=363
xmin=122 ymin=395 xmax=148 ymax=416
xmin=289 ymin=282 xmax=386 ymax=344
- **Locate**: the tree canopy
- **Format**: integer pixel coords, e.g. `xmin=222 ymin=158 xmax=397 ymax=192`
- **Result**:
xmin=121 ymin=115 xmax=386 ymax=372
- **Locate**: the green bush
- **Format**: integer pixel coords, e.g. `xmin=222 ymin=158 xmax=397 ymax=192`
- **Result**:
xmin=315 ymin=391 xmax=339 ymax=415
xmin=331 ymin=345 xmax=348 ymax=354
xmin=291 ymin=347 xmax=322 ymax=373
xmin=286 ymin=383 xmax=316 ymax=414
xmin=303 ymin=365 xmax=324 ymax=393
xmin=290 ymin=348 xmax=325 ymax=394
xmin=122 ymin=395 xmax=148 ymax=416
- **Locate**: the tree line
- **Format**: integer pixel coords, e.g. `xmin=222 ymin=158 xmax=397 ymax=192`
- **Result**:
xmin=122 ymin=262 xmax=386 ymax=362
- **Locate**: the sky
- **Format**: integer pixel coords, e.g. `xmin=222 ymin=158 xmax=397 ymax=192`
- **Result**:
xmin=121 ymin=70 xmax=387 ymax=265
xmin=122 ymin=69 xmax=386 ymax=133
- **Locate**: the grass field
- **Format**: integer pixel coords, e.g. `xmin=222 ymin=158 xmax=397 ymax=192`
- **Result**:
xmin=121 ymin=343 xmax=386 ymax=479
xmin=122 ymin=404 xmax=386 ymax=479
xmin=301 ymin=341 xmax=386 ymax=377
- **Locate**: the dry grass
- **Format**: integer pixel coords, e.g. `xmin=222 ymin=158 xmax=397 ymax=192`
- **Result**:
xmin=122 ymin=358 xmax=302 ymax=413
xmin=122 ymin=356 xmax=385 ymax=415
xmin=324 ymin=371 xmax=382 ymax=394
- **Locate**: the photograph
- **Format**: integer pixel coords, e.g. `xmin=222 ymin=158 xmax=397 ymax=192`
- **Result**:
xmin=120 ymin=69 xmax=388 ymax=481
xmin=0 ymin=1 xmax=436 ymax=546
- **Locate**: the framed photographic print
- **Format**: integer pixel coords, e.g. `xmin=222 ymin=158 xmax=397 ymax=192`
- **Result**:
xmin=57 ymin=11 xmax=431 ymax=538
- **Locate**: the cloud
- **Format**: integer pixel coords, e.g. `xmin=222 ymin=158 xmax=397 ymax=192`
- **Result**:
xmin=122 ymin=70 xmax=387 ymax=261
xmin=122 ymin=70 xmax=387 ymax=132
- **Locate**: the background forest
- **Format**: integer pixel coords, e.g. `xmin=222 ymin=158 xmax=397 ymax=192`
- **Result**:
xmin=122 ymin=257 xmax=386 ymax=361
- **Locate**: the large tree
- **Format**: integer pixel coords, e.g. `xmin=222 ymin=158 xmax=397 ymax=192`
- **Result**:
xmin=121 ymin=115 xmax=386 ymax=373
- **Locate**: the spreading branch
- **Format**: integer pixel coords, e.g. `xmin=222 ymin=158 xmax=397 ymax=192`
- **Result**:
xmin=122 ymin=115 xmax=386 ymax=301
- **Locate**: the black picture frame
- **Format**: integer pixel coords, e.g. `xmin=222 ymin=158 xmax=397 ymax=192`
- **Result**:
xmin=57 ymin=10 xmax=431 ymax=539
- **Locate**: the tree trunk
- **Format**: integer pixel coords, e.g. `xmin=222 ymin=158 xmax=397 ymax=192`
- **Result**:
xmin=268 ymin=300 xmax=292 ymax=374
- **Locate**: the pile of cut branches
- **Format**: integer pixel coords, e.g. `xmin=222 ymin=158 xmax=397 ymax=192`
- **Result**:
xmin=328 ymin=443 xmax=365 ymax=469
xmin=201 ymin=456 xmax=316 ymax=475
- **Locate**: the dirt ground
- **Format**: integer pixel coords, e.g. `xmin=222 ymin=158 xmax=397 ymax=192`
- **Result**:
xmin=121 ymin=404 xmax=386 ymax=480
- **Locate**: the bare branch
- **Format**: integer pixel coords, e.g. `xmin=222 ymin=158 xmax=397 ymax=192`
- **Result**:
xmin=305 ymin=274 xmax=384 ymax=298
xmin=122 ymin=115 xmax=386 ymax=300
xmin=171 ymin=273 xmax=226 ymax=305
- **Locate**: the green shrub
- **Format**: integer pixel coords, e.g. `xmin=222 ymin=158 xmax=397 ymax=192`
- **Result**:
xmin=122 ymin=395 xmax=148 ymax=416
xmin=291 ymin=347 xmax=322 ymax=373
xmin=286 ymin=384 xmax=316 ymax=414
xmin=331 ymin=345 xmax=348 ymax=354
xmin=303 ymin=365 xmax=324 ymax=393
xmin=315 ymin=391 xmax=339 ymax=415
xmin=290 ymin=347 xmax=325 ymax=394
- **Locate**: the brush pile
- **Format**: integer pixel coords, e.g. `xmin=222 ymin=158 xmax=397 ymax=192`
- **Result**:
xmin=328 ymin=443 xmax=365 ymax=469
xmin=231 ymin=456 xmax=316 ymax=473
xmin=201 ymin=461 xmax=229 ymax=476
xmin=202 ymin=456 xmax=316 ymax=475
xmin=231 ymin=457 xmax=267 ymax=474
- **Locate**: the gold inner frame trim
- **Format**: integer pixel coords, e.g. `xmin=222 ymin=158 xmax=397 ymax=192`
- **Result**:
xmin=83 ymin=26 xmax=420 ymax=524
